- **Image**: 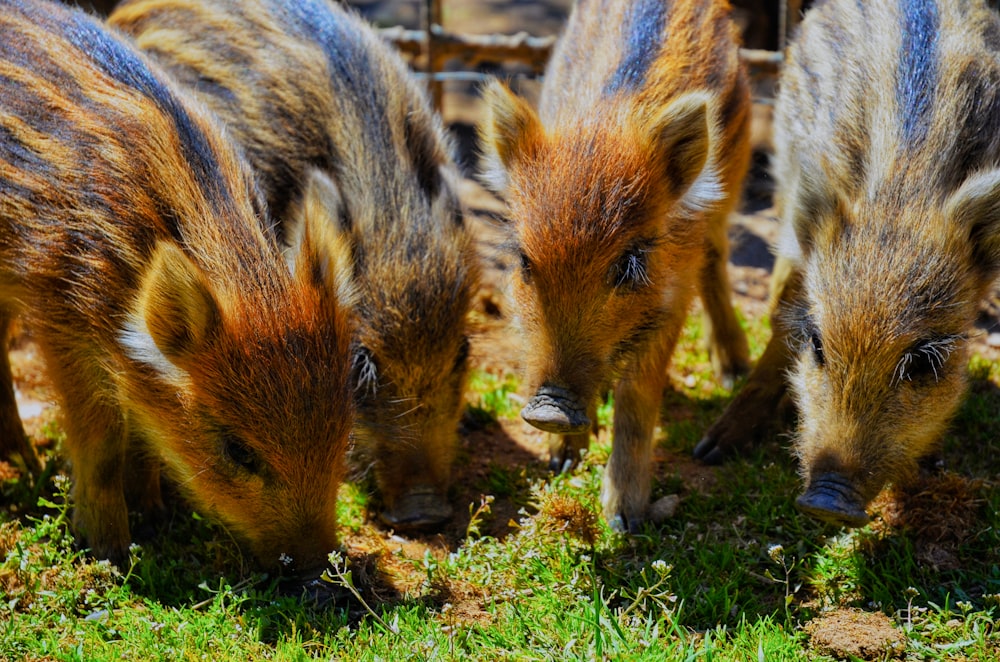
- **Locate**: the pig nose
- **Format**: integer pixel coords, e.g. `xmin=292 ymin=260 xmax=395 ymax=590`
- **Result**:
xmin=795 ymin=472 xmax=870 ymax=527
xmin=379 ymin=487 xmax=453 ymax=531
xmin=521 ymin=384 xmax=590 ymax=434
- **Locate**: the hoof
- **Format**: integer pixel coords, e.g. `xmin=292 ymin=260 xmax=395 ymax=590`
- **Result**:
xmin=795 ymin=473 xmax=870 ymax=527
xmin=521 ymin=385 xmax=590 ymax=434
xmin=692 ymin=435 xmax=725 ymax=465
xmin=607 ymin=512 xmax=644 ymax=535
xmin=286 ymin=574 xmax=357 ymax=608
xmin=548 ymin=455 xmax=576 ymax=474
xmin=380 ymin=489 xmax=453 ymax=532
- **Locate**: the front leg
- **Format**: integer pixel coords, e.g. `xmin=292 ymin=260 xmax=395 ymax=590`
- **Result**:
xmin=602 ymin=327 xmax=679 ymax=533
xmin=547 ymin=429 xmax=591 ymax=474
xmin=693 ymin=257 xmax=803 ymax=463
xmin=0 ymin=312 xmax=40 ymax=473
xmin=124 ymin=433 xmax=165 ymax=517
xmin=700 ymin=211 xmax=751 ymax=389
xmin=71 ymin=437 xmax=131 ymax=566
xmin=43 ymin=342 xmax=131 ymax=566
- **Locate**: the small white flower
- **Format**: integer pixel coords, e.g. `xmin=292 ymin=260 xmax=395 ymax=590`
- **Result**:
xmin=278 ymin=553 xmax=293 ymax=567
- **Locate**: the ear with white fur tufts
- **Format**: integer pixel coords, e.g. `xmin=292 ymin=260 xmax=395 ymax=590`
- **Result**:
xmin=123 ymin=242 xmax=219 ymax=377
xmin=288 ymin=168 xmax=356 ymax=309
xmin=945 ymin=168 xmax=1000 ymax=275
xmin=643 ymin=91 xmax=724 ymax=213
xmin=477 ymin=79 xmax=544 ymax=193
xmin=780 ymin=158 xmax=840 ymax=260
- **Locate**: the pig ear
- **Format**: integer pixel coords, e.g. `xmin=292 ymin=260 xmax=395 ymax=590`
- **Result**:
xmin=778 ymin=161 xmax=839 ymax=260
xmin=477 ymin=79 xmax=543 ymax=192
xmin=288 ymin=169 xmax=356 ymax=307
xmin=945 ymin=168 xmax=1000 ymax=273
xmin=123 ymin=243 xmax=220 ymax=375
xmin=644 ymin=91 xmax=723 ymax=213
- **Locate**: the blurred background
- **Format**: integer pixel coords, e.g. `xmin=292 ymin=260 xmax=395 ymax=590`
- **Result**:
xmin=75 ymin=0 xmax=806 ymax=172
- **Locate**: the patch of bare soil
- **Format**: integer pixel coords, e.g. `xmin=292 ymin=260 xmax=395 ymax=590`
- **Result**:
xmin=805 ymin=607 xmax=906 ymax=660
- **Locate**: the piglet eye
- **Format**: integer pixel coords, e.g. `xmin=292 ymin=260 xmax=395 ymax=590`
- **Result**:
xmin=352 ymin=345 xmax=378 ymax=393
xmin=454 ymin=336 xmax=470 ymax=372
xmin=518 ymin=251 xmax=533 ymax=284
xmin=609 ymin=245 xmax=651 ymax=290
xmin=895 ymin=336 xmax=960 ymax=383
xmin=223 ymin=436 xmax=261 ymax=474
xmin=810 ymin=332 xmax=825 ymax=367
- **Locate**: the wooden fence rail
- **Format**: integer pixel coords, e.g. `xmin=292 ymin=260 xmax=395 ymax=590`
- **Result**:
xmin=372 ymin=0 xmax=797 ymax=109
xmin=378 ymin=26 xmax=785 ymax=107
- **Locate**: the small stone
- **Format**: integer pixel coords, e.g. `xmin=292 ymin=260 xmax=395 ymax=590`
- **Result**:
xmin=85 ymin=609 xmax=109 ymax=622
xmin=648 ymin=494 xmax=680 ymax=523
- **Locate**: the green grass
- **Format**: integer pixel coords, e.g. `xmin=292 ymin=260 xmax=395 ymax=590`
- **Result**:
xmin=2 ymin=311 xmax=999 ymax=660
xmin=465 ymin=369 xmax=522 ymax=424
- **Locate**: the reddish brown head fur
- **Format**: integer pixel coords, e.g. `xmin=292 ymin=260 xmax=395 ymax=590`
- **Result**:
xmin=484 ymin=88 xmax=718 ymax=403
xmin=478 ymin=0 xmax=750 ymax=530
xmin=0 ymin=0 xmax=355 ymax=573
xmin=111 ymin=0 xmax=481 ymax=530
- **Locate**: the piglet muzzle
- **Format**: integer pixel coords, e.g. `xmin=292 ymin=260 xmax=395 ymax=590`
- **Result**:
xmin=521 ymin=384 xmax=590 ymax=434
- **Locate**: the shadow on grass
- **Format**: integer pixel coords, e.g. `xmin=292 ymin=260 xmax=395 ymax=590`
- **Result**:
xmin=583 ymin=369 xmax=1000 ymax=631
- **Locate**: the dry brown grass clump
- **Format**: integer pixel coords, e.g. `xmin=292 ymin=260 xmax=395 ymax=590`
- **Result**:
xmin=868 ymin=471 xmax=988 ymax=570
xmin=536 ymin=494 xmax=600 ymax=546
xmin=433 ymin=578 xmax=494 ymax=626
xmin=0 ymin=462 xmax=20 ymax=482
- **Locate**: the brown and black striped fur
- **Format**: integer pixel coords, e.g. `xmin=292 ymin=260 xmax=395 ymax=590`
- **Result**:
xmin=0 ymin=0 xmax=354 ymax=573
xmin=698 ymin=0 xmax=1000 ymax=526
xmin=479 ymin=0 xmax=751 ymax=532
xmin=110 ymin=0 xmax=480 ymax=530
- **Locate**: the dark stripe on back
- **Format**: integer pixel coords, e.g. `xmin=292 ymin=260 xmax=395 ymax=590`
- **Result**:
xmin=62 ymin=13 xmax=227 ymax=203
xmin=0 ymin=121 xmax=53 ymax=175
xmin=280 ymin=0 xmax=387 ymax=123
xmin=278 ymin=0 xmax=440 ymax=223
xmin=603 ymin=0 xmax=670 ymax=96
xmin=7 ymin=0 xmax=231 ymax=225
xmin=897 ymin=0 xmax=939 ymax=145
xmin=278 ymin=1 xmax=396 ymax=176
xmin=403 ymin=110 xmax=442 ymax=200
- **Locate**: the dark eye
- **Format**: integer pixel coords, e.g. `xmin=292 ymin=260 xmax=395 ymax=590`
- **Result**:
xmin=895 ymin=336 xmax=959 ymax=383
xmin=810 ymin=331 xmax=825 ymax=367
xmin=352 ymin=345 xmax=378 ymax=393
xmin=518 ymin=251 xmax=533 ymax=284
xmin=609 ymin=245 xmax=651 ymax=290
xmin=454 ymin=336 xmax=470 ymax=372
xmin=223 ymin=435 xmax=261 ymax=474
